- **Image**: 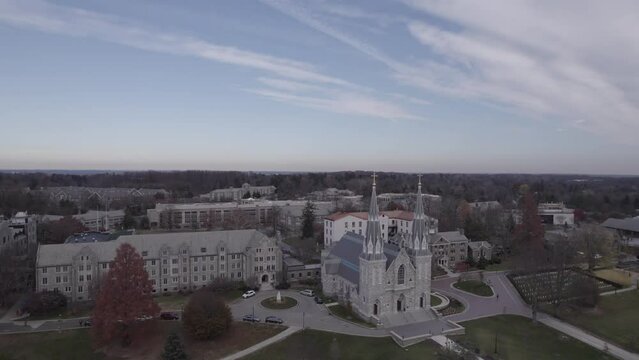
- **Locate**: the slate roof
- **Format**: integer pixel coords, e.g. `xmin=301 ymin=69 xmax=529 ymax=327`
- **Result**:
xmin=435 ymin=231 xmax=470 ymax=243
xmin=601 ymin=217 xmax=639 ymax=233
xmin=325 ymin=232 xmax=406 ymax=284
xmin=37 ymin=229 xmax=271 ymax=267
xmin=468 ymin=241 xmax=492 ymax=250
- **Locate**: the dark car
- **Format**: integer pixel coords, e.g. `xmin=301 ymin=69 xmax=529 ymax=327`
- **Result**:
xmin=265 ymin=316 xmax=283 ymax=324
xmin=160 ymin=312 xmax=180 ymax=320
xmin=79 ymin=319 xmax=92 ymax=327
xmin=314 ymin=296 xmax=324 ymax=304
xmin=242 ymin=314 xmax=260 ymax=323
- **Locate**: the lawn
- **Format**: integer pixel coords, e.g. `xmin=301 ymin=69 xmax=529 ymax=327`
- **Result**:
xmin=430 ymin=295 xmax=442 ymax=307
xmin=26 ymin=305 xmax=93 ymax=321
xmin=243 ymin=329 xmax=441 ymax=360
xmin=327 ymin=304 xmax=375 ymax=328
xmin=439 ymin=297 xmax=465 ymax=316
xmin=154 ymin=290 xmax=242 ymax=310
xmin=485 ymin=258 xmax=513 ymax=272
xmin=594 ymin=269 xmax=634 ymax=287
xmin=261 ymin=296 xmax=298 ymax=310
xmin=451 ymin=315 xmax=616 ymax=360
xmin=453 ymin=280 xmax=494 ymax=297
xmin=550 ymin=290 xmax=639 ymax=353
xmin=0 ymin=321 xmax=285 ymax=360
xmin=0 ymin=329 xmax=104 ymax=360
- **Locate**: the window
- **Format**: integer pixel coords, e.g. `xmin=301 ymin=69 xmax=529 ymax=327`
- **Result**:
xmin=237 ymin=272 xmax=241 ymax=278
xmin=86 ymin=265 xmax=91 ymax=271
xmin=102 ymin=263 xmax=107 ymax=269
xmin=194 ymin=257 xmax=198 ymax=263
xmin=42 ymin=267 xmax=48 ymax=274
xmin=63 ymin=266 xmax=68 ymax=271
xmin=163 ymin=268 xmax=168 ymax=275
xmin=163 ymin=259 xmax=168 ymax=265
xmin=163 ymin=278 xmax=168 ymax=285
xmin=142 ymin=251 xmax=148 ymax=256
xmin=182 ymin=249 xmax=187 ymax=255
xmin=87 ymin=274 xmax=92 ymax=281
xmin=78 ymin=286 xmax=83 ymax=293
xmin=194 ymin=266 xmax=198 ymax=272
xmin=221 ymin=256 xmax=225 ymax=261
xmin=209 ymin=256 xmax=214 ymax=261
xmin=79 ymin=265 xmax=84 ymax=271
xmin=151 ymin=260 xmax=156 ymax=266
xmin=397 ymin=265 xmax=405 ymax=285
xmin=65 ymin=286 xmax=71 ymax=292
xmin=193 ymin=275 xmax=198 ymax=282
xmin=201 ymin=247 xmax=206 ymax=253
xmin=56 ymin=266 xmax=61 ymax=272
xmin=42 ymin=277 xmax=48 ymax=285
xmin=63 ymin=276 xmax=68 ymax=282
xmin=172 ymin=258 xmax=178 ymax=264
xmin=220 ymin=247 xmax=225 ymax=252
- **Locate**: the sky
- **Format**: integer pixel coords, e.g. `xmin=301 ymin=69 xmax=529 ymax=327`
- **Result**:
xmin=1 ymin=0 xmax=638 ymax=174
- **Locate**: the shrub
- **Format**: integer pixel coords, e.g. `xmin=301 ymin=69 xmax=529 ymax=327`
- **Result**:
xmin=207 ymin=278 xmax=242 ymax=293
xmin=182 ymin=290 xmax=232 ymax=341
xmin=275 ymin=282 xmax=290 ymax=290
xmin=161 ymin=331 xmax=189 ymax=360
xmin=22 ymin=291 xmax=67 ymax=315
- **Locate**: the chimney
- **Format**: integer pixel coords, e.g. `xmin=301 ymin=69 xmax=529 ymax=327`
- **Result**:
xmin=458 ymin=228 xmax=464 ymax=236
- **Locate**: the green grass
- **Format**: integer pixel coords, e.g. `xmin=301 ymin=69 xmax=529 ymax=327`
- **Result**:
xmin=155 ymin=289 xmax=243 ymax=310
xmin=0 ymin=329 xmax=104 ymax=360
xmin=243 ymin=329 xmax=441 ymax=360
xmin=453 ymin=280 xmax=494 ymax=297
xmin=550 ymin=290 xmax=639 ymax=353
xmin=26 ymin=306 xmax=92 ymax=321
xmin=327 ymin=304 xmax=375 ymax=328
xmin=452 ymin=315 xmax=615 ymax=360
xmin=260 ymin=296 xmax=298 ymax=310
xmin=430 ymin=295 xmax=442 ymax=307
xmin=485 ymin=258 xmax=513 ymax=272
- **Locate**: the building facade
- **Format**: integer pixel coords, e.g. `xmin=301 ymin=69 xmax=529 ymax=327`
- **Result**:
xmin=36 ymin=229 xmax=282 ymax=302
xmin=283 ymin=256 xmax=321 ymax=283
xmin=0 ymin=212 xmax=38 ymax=256
xmin=321 ymin=178 xmax=433 ymax=323
xmin=537 ymin=202 xmax=575 ymax=226
xmin=430 ymin=231 xmax=470 ymax=268
xmin=148 ymin=200 xmax=334 ymax=231
xmin=41 ymin=210 xmax=125 ymax=232
xmin=41 ymin=186 xmax=168 ymax=203
xmin=199 ymin=183 xmax=276 ymax=202
xmin=324 ymin=210 xmax=438 ymax=248
xmin=468 ymin=241 xmax=493 ymax=261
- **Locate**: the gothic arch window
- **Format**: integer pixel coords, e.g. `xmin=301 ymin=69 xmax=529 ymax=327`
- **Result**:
xmin=397 ymin=265 xmax=405 ymax=285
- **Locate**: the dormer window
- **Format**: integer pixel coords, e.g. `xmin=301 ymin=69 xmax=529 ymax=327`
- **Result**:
xmin=142 ymin=251 xmax=148 ymax=257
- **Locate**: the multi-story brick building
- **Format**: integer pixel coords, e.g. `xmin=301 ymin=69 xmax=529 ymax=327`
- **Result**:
xmin=36 ymin=229 xmax=282 ymax=302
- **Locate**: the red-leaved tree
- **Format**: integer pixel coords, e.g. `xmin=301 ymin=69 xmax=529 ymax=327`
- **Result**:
xmin=514 ymin=189 xmax=547 ymax=321
xmin=92 ymin=243 xmax=159 ymax=346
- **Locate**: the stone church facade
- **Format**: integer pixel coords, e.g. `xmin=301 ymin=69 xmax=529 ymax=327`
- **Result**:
xmin=321 ymin=176 xmax=433 ymax=323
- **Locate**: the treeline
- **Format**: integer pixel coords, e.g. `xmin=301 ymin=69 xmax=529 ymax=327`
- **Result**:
xmin=1 ymin=171 xmax=638 ymax=220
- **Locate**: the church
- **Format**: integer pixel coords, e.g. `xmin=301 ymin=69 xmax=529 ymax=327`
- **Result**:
xmin=321 ymin=175 xmax=434 ymax=324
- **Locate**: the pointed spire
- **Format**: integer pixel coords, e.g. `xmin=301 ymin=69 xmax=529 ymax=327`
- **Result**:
xmin=411 ymin=174 xmax=430 ymax=253
xmin=363 ymin=172 xmax=383 ymax=257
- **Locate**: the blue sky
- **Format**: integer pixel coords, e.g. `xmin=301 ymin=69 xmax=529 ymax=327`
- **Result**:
xmin=1 ymin=0 xmax=638 ymax=174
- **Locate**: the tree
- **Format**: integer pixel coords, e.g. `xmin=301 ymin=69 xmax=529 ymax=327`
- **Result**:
xmin=548 ymin=240 xmax=578 ymax=314
xmin=514 ymin=190 xmax=547 ymax=321
xmin=301 ymin=200 xmax=315 ymax=239
xmin=161 ymin=332 xmax=189 ymax=360
xmin=22 ymin=291 xmax=67 ymax=315
xmin=38 ymin=216 xmax=88 ymax=244
xmin=182 ymin=291 xmax=232 ymax=341
xmin=574 ymin=225 xmax=617 ymax=271
xmin=92 ymin=243 xmax=159 ymax=346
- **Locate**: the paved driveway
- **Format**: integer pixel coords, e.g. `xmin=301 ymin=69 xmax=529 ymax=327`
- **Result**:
xmin=432 ymin=272 xmax=531 ymax=322
xmin=230 ymin=290 xmax=386 ymax=337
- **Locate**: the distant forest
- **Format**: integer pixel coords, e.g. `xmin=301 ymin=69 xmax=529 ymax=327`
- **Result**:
xmin=1 ymin=171 xmax=638 ymax=221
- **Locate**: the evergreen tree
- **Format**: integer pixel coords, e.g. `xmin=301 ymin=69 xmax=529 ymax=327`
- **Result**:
xmin=162 ymin=332 xmax=188 ymax=360
xmin=301 ymin=200 xmax=315 ymax=239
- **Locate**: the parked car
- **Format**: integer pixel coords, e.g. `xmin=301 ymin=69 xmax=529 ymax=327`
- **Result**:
xmin=136 ymin=315 xmax=154 ymax=321
xmin=160 ymin=312 xmax=179 ymax=320
xmin=299 ymin=289 xmax=315 ymax=297
xmin=242 ymin=314 xmax=260 ymax=323
xmin=242 ymin=290 xmax=256 ymax=299
xmin=265 ymin=316 xmax=283 ymax=324
xmin=78 ymin=319 xmax=92 ymax=327
xmin=314 ymin=296 xmax=324 ymax=304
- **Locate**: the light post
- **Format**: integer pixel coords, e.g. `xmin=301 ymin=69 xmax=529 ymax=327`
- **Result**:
xmin=302 ymin=311 xmax=305 ymax=329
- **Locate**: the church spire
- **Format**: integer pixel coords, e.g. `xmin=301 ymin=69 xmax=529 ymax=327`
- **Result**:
xmin=411 ymin=175 xmax=430 ymax=253
xmin=363 ymin=172 xmax=383 ymax=257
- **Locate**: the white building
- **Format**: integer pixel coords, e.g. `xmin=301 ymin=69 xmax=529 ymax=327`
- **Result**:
xmin=199 ymin=183 xmax=276 ymax=202
xmin=537 ymin=203 xmax=575 ymax=226
xmin=0 ymin=212 xmax=38 ymax=256
xmin=323 ymin=210 xmax=438 ymax=248
xmin=36 ymin=229 xmax=282 ymax=302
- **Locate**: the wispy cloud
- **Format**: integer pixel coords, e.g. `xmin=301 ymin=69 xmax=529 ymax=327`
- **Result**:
xmin=263 ymin=0 xmax=639 ymax=143
xmin=0 ymin=0 xmax=420 ymax=121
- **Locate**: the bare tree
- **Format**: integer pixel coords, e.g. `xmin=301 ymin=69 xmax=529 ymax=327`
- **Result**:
xmin=574 ymin=225 xmax=617 ymax=271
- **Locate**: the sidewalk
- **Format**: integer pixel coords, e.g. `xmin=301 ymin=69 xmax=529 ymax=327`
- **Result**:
xmin=220 ymin=325 xmax=302 ymax=360
xmin=538 ymin=314 xmax=639 ymax=360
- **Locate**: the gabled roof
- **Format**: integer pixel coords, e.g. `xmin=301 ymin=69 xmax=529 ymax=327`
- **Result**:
xmin=434 ymin=231 xmax=469 ymax=243
xmin=37 ymin=229 xmax=272 ymax=267
xmin=468 ymin=241 xmax=492 ymax=250
xmin=601 ymin=217 xmax=639 ymax=233
xmin=325 ymin=210 xmax=415 ymax=222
